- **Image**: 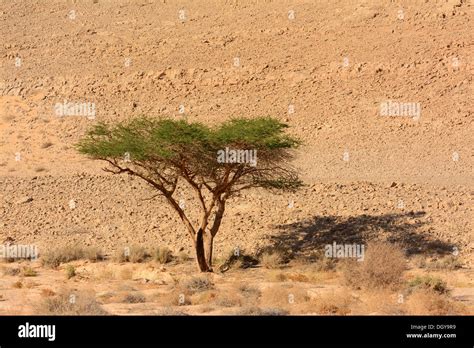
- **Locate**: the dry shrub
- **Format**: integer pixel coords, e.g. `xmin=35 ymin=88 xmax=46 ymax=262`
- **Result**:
xmin=122 ymin=292 xmax=146 ymax=303
xmin=65 ymin=265 xmax=76 ymax=279
xmin=212 ymin=291 xmax=242 ymax=307
xmin=237 ymin=306 xmax=289 ymax=316
xmin=154 ymin=247 xmax=173 ymax=264
xmin=156 ymin=291 xmax=191 ymax=306
xmin=342 ymin=242 xmax=406 ymax=289
xmin=114 ymin=245 xmax=148 ymax=263
xmin=37 ymin=290 xmax=107 ymax=315
xmin=41 ymin=245 xmax=103 ymax=268
xmin=260 ymin=250 xmax=285 ymax=269
xmin=426 ymin=256 xmax=462 ymax=271
xmin=1 ymin=266 xmax=20 ymax=276
xmin=157 ymin=306 xmax=188 ymax=315
xmin=128 ymin=245 xmax=148 ymax=263
xmin=405 ymin=290 xmax=466 ymax=315
xmin=238 ymin=284 xmax=261 ymax=304
xmin=408 ymin=275 xmax=449 ymax=294
xmin=182 ymin=276 xmax=214 ymax=293
xmin=299 ymin=250 xmax=337 ymax=272
xmin=351 ymin=290 xmax=405 ymax=315
xmin=12 ymin=281 xmax=23 ymax=288
xmin=218 ymin=248 xmax=259 ymax=271
xmin=305 ymin=290 xmax=353 ymax=315
xmin=21 ymin=266 xmax=37 ymax=277
xmin=190 ymin=291 xmax=218 ymax=305
xmin=260 ymin=285 xmax=309 ymax=312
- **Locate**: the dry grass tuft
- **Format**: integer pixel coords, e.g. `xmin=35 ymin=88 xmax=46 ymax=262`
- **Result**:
xmin=122 ymin=292 xmax=146 ymax=303
xmin=114 ymin=245 xmax=148 ymax=263
xmin=182 ymin=276 xmax=214 ymax=293
xmin=408 ymin=275 xmax=449 ymax=294
xmin=153 ymin=247 xmax=173 ymax=264
xmin=426 ymin=256 xmax=462 ymax=271
xmin=21 ymin=266 xmax=37 ymax=277
xmin=37 ymin=290 xmax=107 ymax=315
xmin=342 ymin=242 xmax=406 ymax=290
xmin=1 ymin=266 xmax=20 ymax=276
xmin=405 ymin=290 xmax=466 ymax=315
xmin=65 ymin=265 xmax=76 ymax=279
xmin=260 ymin=250 xmax=285 ymax=269
xmin=237 ymin=306 xmax=289 ymax=316
xmin=41 ymin=245 xmax=103 ymax=268
xmin=303 ymin=290 xmax=353 ymax=315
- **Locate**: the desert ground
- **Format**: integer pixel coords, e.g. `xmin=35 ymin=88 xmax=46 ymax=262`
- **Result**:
xmin=0 ymin=0 xmax=472 ymax=315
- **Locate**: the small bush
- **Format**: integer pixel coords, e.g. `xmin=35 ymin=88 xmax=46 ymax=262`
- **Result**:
xmin=427 ymin=256 xmax=462 ymax=271
xmin=214 ymin=294 xmax=241 ymax=308
xmin=154 ymin=247 xmax=172 ymax=264
xmin=22 ymin=267 xmax=37 ymax=277
xmin=342 ymin=242 xmax=406 ymax=289
xmin=122 ymin=292 xmax=146 ymax=303
xmin=65 ymin=265 xmax=76 ymax=279
xmin=114 ymin=246 xmax=148 ymax=263
xmin=190 ymin=291 xmax=217 ymax=305
xmin=408 ymin=275 xmax=449 ymax=294
xmin=38 ymin=291 xmax=107 ymax=315
xmin=41 ymin=245 xmax=103 ymax=268
xmin=182 ymin=276 xmax=214 ymax=293
xmin=405 ymin=290 xmax=465 ymax=315
xmin=218 ymin=248 xmax=259 ymax=272
xmin=81 ymin=247 xmax=104 ymax=262
xmin=157 ymin=306 xmax=188 ymax=315
xmin=1 ymin=266 xmax=20 ymax=276
xmin=129 ymin=246 xmax=148 ymax=263
xmin=237 ymin=307 xmax=288 ymax=316
xmin=260 ymin=250 xmax=285 ymax=269
xmin=308 ymin=291 xmax=352 ymax=315
xmin=238 ymin=284 xmax=261 ymax=299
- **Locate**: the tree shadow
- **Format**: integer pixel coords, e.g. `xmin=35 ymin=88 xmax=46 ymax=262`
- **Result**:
xmin=271 ymin=211 xmax=455 ymax=259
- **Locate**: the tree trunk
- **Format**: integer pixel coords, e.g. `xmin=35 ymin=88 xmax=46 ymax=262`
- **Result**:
xmin=194 ymin=228 xmax=212 ymax=272
xmin=203 ymin=231 xmax=214 ymax=271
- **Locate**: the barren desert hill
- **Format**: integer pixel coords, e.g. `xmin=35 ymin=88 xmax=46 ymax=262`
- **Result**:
xmin=0 ymin=0 xmax=472 ymax=262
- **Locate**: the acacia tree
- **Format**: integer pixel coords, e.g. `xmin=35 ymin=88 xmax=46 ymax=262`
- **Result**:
xmin=77 ymin=116 xmax=301 ymax=272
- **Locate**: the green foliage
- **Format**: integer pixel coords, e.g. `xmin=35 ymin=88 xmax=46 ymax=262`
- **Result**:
xmin=409 ymin=275 xmax=449 ymax=294
xmin=77 ymin=116 xmax=302 ymax=192
xmin=214 ymin=117 xmax=301 ymax=150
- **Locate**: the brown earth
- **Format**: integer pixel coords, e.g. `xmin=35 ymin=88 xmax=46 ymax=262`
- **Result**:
xmin=0 ymin=0 xmax=472 ymax=314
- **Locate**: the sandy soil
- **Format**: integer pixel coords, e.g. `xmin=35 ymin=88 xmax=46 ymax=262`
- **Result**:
xmin=0 ymin=0 xmax=472 ymax=314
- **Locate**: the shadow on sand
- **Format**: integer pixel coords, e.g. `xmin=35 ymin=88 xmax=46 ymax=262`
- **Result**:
xmin=271 ymin=211 xmax=455 ymax=259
